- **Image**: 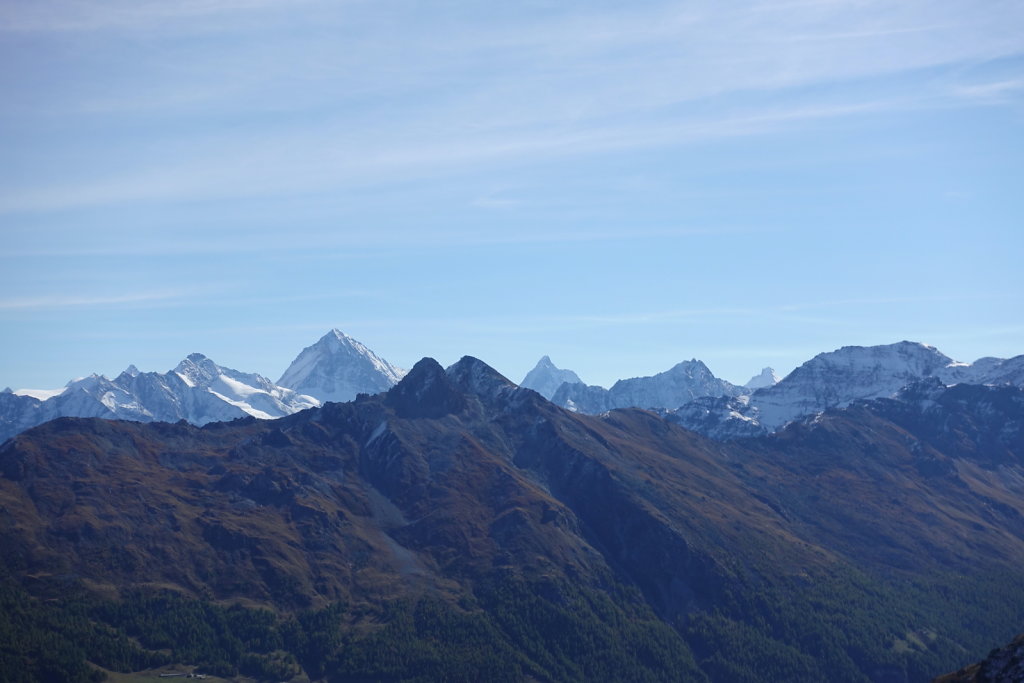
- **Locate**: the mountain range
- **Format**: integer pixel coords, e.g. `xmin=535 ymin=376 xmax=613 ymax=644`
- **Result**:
xmin=4 ymin=334 xmax=1023 ymax=450
xmin=1 ymin=353 xmax=1023 ymax=681
xmin=536 ymin=341 xmax=1024 ymax=441
xmin=0 ymin=329 xmax=404 ymax=444
xmin=667 ymin=342 xmax=1024 ymax=439
xmin=4 ymin=332 xmax=1023 ymax=453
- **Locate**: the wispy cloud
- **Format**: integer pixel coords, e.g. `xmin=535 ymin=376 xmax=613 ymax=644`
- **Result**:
xmin=0 ymin=95 xmax=921 ymax=215
xmin=1 ymin=1 xmax=1022 ymax=214
xmin=0 ymin=223 xmax=769 ymax=258
xmin=0 ymin=290 xmax=200 ymax=311
xmin=952 ymin=78 xmax=1024 ymax=101
xmin=0 ymin=0 xmax=322 ymax=33
xmin=532 ymin=294 xmax=1009 ymax=330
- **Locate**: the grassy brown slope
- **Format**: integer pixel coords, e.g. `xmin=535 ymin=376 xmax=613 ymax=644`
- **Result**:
xmin=0 ymin=410 xmax=447 ymax=609
xmin=735 ymin=404 xmax=1024 ymax=575
xmin=2 ymin=359 xmax=1024 ymax=681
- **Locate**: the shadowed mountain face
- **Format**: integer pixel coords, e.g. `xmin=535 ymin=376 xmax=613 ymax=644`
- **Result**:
xmin=2 ymin=356 xmax=1024 ymax=681
xmin=934 ymin=633 xmax=1024 ymax=682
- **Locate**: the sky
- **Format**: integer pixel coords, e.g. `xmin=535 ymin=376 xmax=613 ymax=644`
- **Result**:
xmin=1 ymin=0 xmax=1023 ymax=391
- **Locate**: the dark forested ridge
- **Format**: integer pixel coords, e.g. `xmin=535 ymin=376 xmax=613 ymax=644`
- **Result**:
xmin=1 ymin=357 xmax=1023 ymax=682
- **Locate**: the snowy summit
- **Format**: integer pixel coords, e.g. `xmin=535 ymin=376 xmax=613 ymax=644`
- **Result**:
xmin=277 ymin=329 xmax=406 ymax=404
xmin=520 ymin=356 xmax=583 ymax=400
xmin=744 ymin=367 xmax=780 ymax=390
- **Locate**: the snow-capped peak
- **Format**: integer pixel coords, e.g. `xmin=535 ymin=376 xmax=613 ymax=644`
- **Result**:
xmin=745 ymin=367 xmax=780 ymax=390
xmin=174 ymin=353 xmax=223 ymax=387
xmin=277 ymin=329 xmax=406 ymax=403
xmin=749 ymin=341 xmax=958 ymax=430
xmin=520 ymin=355 xmax=583 ymax=400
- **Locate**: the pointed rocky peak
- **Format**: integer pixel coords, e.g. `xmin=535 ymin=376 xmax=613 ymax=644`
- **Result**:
xmin=324 ymin=328 xmax=378 ymax=350
xmin=528 ymin=355 xmax=561 ymax=373
xmin=665 ymin=359 xmax=714 ymax=377
xmin=397 ymin=357 xmax=447 ymax=384
xmin=313 ymin=328 xmax=361 ymax=354
xmin=2 ymin=387 xmax=11 ymax=394
xmin=521 ymin=355 xmax=583 ymax=400
xmin=310 ymin=329 xmax=386 ymax=360
xmin=174 ymin=353 xmax=223 ymax=387
xmin=384 ymin=357 xmax=466 ymax=419
xmin=278 ymin=329 xmax=405 ymax=403
xmin=745 ymin=367 xmax=780 ymax=390
xmin=114 ymin=364 xmax=142 ymax=383
xmin=446 ymin=356 xmax=517 ymax=400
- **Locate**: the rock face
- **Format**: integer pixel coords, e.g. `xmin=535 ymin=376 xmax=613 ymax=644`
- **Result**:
xmin=552 ymin=359 xmax=743 ymax=413
xmin=277 ymin=328 xmax=405 ymax=403
xmin=0 ymin=391 xmax=44 ymax=443
xmin=520 ymin=355 xmax=583 ymax=399
xmin=663 ymin=395 xmax=768 ymax=440
xmin=934 ymin=634 xmax=1024 ymax=682
xmin=750 ymin=341 xmax=960 ymax=430
xmin=2 ymin=355 xmax=1024 ymax=681
xmin=945 ymin=354 xmax=1024 ymax=387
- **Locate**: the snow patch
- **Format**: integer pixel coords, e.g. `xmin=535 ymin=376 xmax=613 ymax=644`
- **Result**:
xmin=13 ymin=387 xmax=66 ymax=400
xmin=366 ymin=420 xmax=389 ymax=447
xmin=207 ymin=389 xmax=275 ymax=420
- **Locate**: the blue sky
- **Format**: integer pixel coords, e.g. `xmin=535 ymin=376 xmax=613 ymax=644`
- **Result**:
xmin=2 ymin=0 xmax=1023 ymax=391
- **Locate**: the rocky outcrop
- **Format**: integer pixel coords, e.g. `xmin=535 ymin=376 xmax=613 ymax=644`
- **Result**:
xmin=934 ymin=634 xmax=1024 ymax=682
